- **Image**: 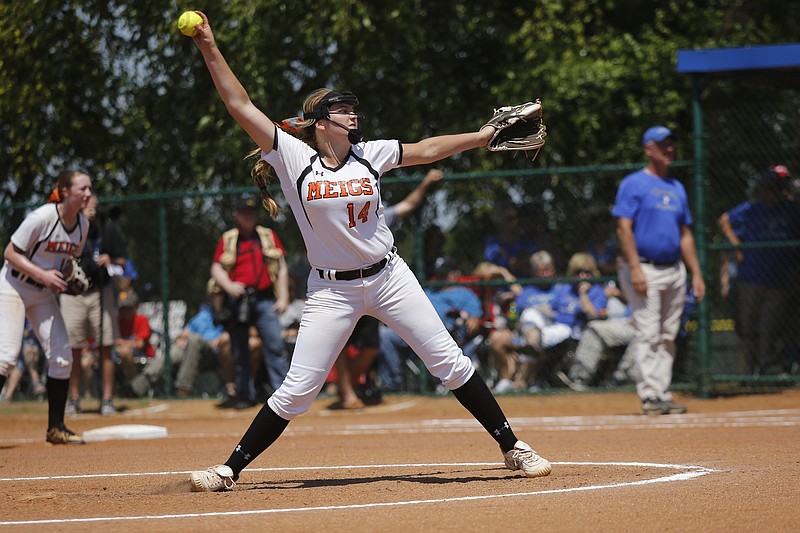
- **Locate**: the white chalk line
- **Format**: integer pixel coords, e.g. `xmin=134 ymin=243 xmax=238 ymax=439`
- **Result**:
xmin=0 ymin=461 xmax=716 ymax=526
xmin=3 ymin=409 xmax=798 ymax=445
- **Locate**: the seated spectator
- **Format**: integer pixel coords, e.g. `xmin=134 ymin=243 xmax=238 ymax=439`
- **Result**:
xmin=114 ymin=290 xmax=154 ymax=395
xmin=522 ymin=253 xmax=608 ymax=387
xmin=559 ymin=281 xmax=636 ymax=391
xmin=180 ymin=300 xmax=233 ymax=397
xmin=483 ymin=201 xmax=537 ymax=278
xmin=489 ymin=250 xmax=566 ymax=393
xmin=458 ymin=261 xmax=523 ymax=378
xmin=129 ymin=296 xmax=240 ymax=399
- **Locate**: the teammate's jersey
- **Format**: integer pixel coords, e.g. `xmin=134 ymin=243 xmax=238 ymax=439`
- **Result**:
xmin=262 ymin=127 xmax=400 ymax=270
xmin=8 ymin=203 xmax=88 ymax=272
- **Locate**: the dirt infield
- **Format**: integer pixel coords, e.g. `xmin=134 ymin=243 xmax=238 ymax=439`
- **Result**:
xmin=1 ymin=389 xmax=799 ymax=532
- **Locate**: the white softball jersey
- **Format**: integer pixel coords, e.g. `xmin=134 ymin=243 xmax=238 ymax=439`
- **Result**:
xmin=262 ymin=127 xmax=398 ymax=270
xmin=262 ymin=129 xmax=474 ymax=420
xmin=0 ymin=203 xmax=88 ymax=378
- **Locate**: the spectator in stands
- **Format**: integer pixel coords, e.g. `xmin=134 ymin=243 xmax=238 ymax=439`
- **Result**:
xmin=484 ymin=201 xmax=537 ymax=278
xmin=558 ymin=281 xmax=636 ymax=391
xmin=115 ymin=290 xmax=154 ymax=394
xmin=61 ymin=195 xmax=128 ymax=416
xmin=210 ymin=194 xmax=290 ymax=410
xmin=136 ymin=299 xmax=234 ymax=398
xmin=718 ymin=165 xmax=800 ymax=375
xmin=489 ymin=250 xmax=566 ymax=393
xmin=190 ymin=296 xmax=234 ymax=398
xmin=518 ymin=253 xmax=608 ymax=389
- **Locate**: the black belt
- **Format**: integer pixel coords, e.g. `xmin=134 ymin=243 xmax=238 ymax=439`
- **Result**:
xmin=11 ymin=269 xmax=46 ymax=289
xmin=255 ymin=287 xmax=275 ymax=300
xmin=639 ymin=258 xmax=678 ymax=268
xmin=317 ymin=248 xmax=396 ymax=281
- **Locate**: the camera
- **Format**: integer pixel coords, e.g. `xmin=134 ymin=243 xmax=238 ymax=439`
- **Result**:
xmin=236 ymin=287 xmax=257 ymax=323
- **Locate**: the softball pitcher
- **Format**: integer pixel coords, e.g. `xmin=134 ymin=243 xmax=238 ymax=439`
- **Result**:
xmin=187 ymin=12 xmax=551 ymax=492
xmin=0 ymin=170 xmax=92 ymax=444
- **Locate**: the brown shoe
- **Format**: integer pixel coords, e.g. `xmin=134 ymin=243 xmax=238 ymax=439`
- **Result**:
xmin=46 ymin=426 xmax=85 ymax=445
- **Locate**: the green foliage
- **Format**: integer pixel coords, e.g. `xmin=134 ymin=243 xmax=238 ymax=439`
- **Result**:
xmin=2 ymin=0 xmax=799 ymax=298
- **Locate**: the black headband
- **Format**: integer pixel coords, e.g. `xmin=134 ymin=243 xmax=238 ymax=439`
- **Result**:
xmin=302 ymin=91 xmax=359 ymax=121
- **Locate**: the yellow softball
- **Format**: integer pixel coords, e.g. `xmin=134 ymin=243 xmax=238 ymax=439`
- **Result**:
xmin=177 ymin=11 xmax=203 ymax=37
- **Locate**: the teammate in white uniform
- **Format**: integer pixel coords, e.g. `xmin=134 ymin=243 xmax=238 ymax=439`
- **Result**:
xmin=0 ymin=170 xmax=92 ymax=444
xmin=186 ymin=12 xmax=551 ymax=492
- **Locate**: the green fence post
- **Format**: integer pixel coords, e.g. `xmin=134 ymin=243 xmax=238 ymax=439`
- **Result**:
xmin=691 ymin=75 xmax=712 ymax=398
xmin=159 ymin=199 xmax=173 ymax=397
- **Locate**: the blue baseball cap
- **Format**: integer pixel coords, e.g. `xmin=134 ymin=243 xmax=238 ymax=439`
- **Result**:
xmin=642 ymin=125 xmax=675 ymax=145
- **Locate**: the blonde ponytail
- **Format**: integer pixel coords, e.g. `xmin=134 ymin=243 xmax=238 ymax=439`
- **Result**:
xmin=246 ymin=148 xmax=280 ymax=219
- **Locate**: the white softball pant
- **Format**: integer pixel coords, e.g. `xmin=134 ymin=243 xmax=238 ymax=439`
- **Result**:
xmin=268 ymin=255 xmax=475 ymax=420
xmin=0 ymin=266 xmax=72 ymax=379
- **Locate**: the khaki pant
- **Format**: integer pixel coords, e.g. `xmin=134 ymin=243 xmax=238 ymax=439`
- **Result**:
xmin=569 ymin=318 xmax=637 ymax=384
xmin=617 ymin=260 xmax=686 ymax=402
xmin=60 ymin=286 xmax=119 ymax=348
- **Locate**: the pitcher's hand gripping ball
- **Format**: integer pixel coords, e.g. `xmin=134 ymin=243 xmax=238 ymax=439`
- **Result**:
xmin=484 ymin=100 xmax=547 ymax=161
xmin=178 ymin=11 xmax=203 ymax=37
xmin=61 ymin=257 xmax=92 ymax=295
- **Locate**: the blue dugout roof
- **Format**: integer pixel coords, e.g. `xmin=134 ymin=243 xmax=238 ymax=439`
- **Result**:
xmin=677 ymin=43 xmax=800 ymax=85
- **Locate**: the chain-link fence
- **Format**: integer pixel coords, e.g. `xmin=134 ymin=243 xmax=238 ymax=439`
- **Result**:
xmin=3 ymin=94 xmax=800 ymax=399
xmin=695 ymin=77 xmax=800 ymax=394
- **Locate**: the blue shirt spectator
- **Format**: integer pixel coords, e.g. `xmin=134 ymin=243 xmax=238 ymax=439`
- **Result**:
xmin=723 ymin=197 xmax=800 ymax=287
xmin=185 ymin=303 xmax=225 ymax=342
xmin=425 ymin=287 xmax=483 ymax=335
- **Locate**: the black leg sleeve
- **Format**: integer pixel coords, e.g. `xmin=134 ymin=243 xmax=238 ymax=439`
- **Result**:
xmin=451 ymin=373 xmax=518 ymax=453
xmin=225 ymin=403 xmax=290 ymax=476
xmin=46 ymin=377 xmax=69 ymax=430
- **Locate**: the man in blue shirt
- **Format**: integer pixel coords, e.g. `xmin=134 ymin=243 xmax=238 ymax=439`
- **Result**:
xmin=613 ymin=125 xmax=705 ymax=416
xmin=718 ymin=166 xmax=800 ymax=374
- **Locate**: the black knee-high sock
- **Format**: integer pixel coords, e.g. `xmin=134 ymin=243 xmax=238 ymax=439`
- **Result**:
xmin=46 ymin=377 xmax=69 ymax=430
xmin=451 ymin=373 xmax=518 ymax=453
xmin=0 ymin=374 xmax=6 ymax=393
xmin=225 ymin=403 xmax=290 ymax=476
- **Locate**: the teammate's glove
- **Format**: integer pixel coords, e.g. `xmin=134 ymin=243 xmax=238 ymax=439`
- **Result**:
xmin=62 ymin=257 xmax=92 ymax=295
xmin=484 ymin=100 xmax=547 ymax=160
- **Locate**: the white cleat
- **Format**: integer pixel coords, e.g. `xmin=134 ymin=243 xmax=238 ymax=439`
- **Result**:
xmin=189 ymin=465 xmax=236 ymax=492
xmin=503 ymin=440 xmax=552 ymax=478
